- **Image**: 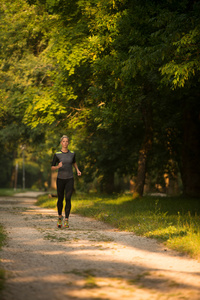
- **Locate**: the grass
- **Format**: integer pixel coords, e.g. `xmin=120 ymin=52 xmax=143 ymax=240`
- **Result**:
xmin=37 ymin=192 xmax=200 ymax=260
xmin=0 ymin=189 xmax=12 ymax=291
xmin=0 ymin=188 xmax=46 ymax=197
xmin=0 ymin=188 xmax=16 ymax=197
xmin=64 ymin=269 xmax=98 ymax=289
xmin=0 ymin=225 xmax=7 ymax=292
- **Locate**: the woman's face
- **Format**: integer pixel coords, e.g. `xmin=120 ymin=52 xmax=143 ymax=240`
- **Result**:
xmin=61 ymin=138 xmax=69 ymax=148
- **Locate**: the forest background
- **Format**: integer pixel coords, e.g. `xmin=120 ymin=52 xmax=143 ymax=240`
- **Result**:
xmin=0 ymin=0 xmax=200 ymax=197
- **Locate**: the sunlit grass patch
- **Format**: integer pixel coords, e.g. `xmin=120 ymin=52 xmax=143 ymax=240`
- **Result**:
xmin=145 ymin=226 xmax=187 ymax=240
xmin=84 ymin=275 xmax=99 ymax=289
xmin=167 ymin=231 xmax=200 ymax=260
xmin=36 ymin=194 xmax=57 ymax=209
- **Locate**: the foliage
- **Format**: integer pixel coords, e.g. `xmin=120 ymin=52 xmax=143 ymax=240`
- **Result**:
xmin=0 ymin=0 xmax=58 ymax=188
xmin=160 ymin=6 xmax=200 ymax=89
xmin=0 ymin=0 xmax=200 ymax=195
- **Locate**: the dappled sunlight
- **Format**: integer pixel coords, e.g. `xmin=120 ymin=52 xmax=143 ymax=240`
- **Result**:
xmin=36 ymin=250 xmax=67 ymax=256
xmin=1 ymin=195 xmax=200 ymax=300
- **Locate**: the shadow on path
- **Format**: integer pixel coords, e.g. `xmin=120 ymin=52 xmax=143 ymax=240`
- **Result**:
xmin=0 ymin=194 xmax=200 ymax=300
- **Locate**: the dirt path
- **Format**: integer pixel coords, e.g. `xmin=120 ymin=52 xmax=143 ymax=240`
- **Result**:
xmin=0 ymin=193 xmax=200 ymax=300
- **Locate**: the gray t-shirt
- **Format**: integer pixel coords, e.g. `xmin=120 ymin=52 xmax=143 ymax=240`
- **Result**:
xmin=51 ymin=150 xmax=76 ymax=179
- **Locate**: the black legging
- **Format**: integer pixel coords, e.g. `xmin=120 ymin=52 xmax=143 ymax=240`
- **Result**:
xmin=56 ymin=177 xmax=74 ymax=218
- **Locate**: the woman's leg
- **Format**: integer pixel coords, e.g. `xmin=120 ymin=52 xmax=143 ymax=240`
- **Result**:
xmin=64 ymin=178 xmax=74 ymax=219
xmin=56 ymin=178 xmax=65 ymax=216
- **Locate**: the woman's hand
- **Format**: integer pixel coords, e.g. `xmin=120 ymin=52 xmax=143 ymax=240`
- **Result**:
xmin=77 ymin=169 xmax=81 ymax=176
xmin=58 ymin=162 xmax=63 ymax=168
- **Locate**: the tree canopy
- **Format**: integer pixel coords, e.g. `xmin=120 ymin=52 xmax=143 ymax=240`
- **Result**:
xmin=0 ymin=0 xmax=200 ymax=196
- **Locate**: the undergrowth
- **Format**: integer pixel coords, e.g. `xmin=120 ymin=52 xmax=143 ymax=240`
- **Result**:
xmin=0 ymin=225 xmax=6 ymax=291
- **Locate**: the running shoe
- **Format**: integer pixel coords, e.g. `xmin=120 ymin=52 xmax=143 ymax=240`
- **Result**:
xmin=57 ymin=217 xmax=63 ymax=228
xmin=64 ymin=219 xmax=69 ymax=228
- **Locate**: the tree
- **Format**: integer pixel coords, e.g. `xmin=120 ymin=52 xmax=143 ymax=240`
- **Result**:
xmin=25 ymin=0 xmax=200 ymax=196
xmin=1 ymin=0 xmax=199 ymax=196
xmin=159 ymin=1 xmax=200 ymax=196
xmin=114 ymin=0 xmax=200 ymax=196
xmin=0 ymin=0 xmax=55 ymax=187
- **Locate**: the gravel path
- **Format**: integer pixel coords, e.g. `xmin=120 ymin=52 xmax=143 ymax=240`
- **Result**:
xmin=0 ymin=193 xmax=200 ymax=300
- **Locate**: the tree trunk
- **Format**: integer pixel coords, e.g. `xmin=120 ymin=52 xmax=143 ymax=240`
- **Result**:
xmin=135 ymin=149 xmax=148 ymax=196
xmin=135 ymin=98 xmax=153 ymax=197
xmin=100 ymin=171 xmax=115 ymax=194
xmin=181 ymin=109 xmax=200 ymax=197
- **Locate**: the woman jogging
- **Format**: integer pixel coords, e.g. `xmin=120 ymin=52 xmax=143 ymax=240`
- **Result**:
xmin=51 ymin=135 xmax=81 ymax=228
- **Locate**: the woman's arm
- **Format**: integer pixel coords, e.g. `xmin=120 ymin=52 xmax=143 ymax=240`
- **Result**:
xmin=51 ymin=162 xmax=63 ymax=171
xmin=73 ymin=162 xmax=81 ymax=176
